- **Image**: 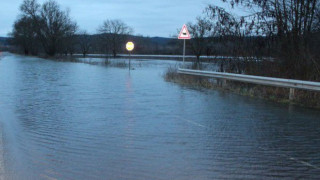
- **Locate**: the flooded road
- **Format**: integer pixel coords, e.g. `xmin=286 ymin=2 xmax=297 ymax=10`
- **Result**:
xmin=0 ymin=53 xmax=319 ymax=179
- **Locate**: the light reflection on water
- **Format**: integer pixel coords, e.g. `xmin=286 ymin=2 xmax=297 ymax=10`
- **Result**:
xmin=0 ymin=53 xmax=319 ymax=179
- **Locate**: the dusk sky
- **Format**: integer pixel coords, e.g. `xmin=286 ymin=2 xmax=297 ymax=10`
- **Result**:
xmin=0 ymin=0 xmax=234 ymax=37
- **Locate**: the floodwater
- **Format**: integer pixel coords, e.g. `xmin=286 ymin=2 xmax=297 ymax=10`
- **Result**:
xmin=0 ymin=52 xmax=319 ymax=179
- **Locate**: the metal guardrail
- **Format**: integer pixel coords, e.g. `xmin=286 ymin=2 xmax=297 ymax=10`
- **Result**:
xmin=178 ymin=68 xmax=320 ymax=100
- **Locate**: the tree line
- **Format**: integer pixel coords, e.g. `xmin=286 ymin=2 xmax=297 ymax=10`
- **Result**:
xmin=11 ymin=0 xmax=135 ymax=58
xmin=11 ymin=0 xmax=320 ymax=80
xmin=186 ymin=0 xmax=320 ymax=80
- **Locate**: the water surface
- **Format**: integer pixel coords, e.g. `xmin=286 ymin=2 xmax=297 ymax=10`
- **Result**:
xmin=0 ymin=53 xmax=319 ymax=179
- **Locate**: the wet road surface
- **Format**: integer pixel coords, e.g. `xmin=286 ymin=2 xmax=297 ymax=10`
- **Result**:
xmin=0 ymin=53 xmax=319 ymax=179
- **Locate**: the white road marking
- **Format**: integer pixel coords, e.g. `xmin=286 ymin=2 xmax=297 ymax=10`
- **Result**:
xmin=259 ymin=147 xmax=320 ymax=170
xmin=157 ymin=109 xmax=207 ymax=128
xmin=173 ymin=115 xmax=206 ymax=128
xmin=286 ymin=155 xmax=320 ymax=170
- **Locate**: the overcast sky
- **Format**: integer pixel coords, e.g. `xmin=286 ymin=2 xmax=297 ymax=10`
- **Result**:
xmin=0 ymin=0 xmax=234 ymax=37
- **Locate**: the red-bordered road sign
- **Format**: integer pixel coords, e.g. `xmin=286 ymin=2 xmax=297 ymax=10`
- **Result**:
xmin=178 ymin=24 xmax=191 ymax=39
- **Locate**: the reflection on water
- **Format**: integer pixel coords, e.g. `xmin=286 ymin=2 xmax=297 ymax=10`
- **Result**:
xmin=0 ymin=53 xmax=319 ymax=179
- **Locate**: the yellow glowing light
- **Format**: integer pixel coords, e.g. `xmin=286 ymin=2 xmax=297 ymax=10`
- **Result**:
xmin=126 ymin=42 xmax=134 ymax=51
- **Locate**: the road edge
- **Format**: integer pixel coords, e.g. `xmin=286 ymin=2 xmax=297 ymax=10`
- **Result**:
xmin=0 ymin=123 xmax=4 ymax=180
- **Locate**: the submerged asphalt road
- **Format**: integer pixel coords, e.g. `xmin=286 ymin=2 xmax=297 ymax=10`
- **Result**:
xmin=0 ymin=53 xmax=319 ymax=179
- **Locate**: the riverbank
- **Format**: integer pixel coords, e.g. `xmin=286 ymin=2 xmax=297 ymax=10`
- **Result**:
xmin=72 ymin=54 xmax=209 ymax=62
xmin=164 ymin=66 xmax=320 ymax=109
xmin=72 ymin=53 xmax=273 ymax=62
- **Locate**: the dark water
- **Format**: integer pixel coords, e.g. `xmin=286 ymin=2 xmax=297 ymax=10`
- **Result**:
xmin=0 ymin=53 xmax=319 ymax=180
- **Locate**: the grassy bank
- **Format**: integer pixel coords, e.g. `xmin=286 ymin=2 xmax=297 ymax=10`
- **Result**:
xmin=164 ymin=66 xmax=320 ymax=109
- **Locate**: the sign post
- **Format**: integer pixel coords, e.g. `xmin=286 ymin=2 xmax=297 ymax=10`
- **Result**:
xmin=178 ymin=24 xmax=191 ymax=68
xmin=126 ymin=41 xmax=134 ymax=70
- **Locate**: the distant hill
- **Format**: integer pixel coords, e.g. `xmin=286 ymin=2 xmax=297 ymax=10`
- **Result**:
xmin=87 ymin=34 xmax=179 ymax=55
xmin=2 ymin=34 xmax=180 ymax=55
xmin=150 ymin=37 xmax=173 ymax=46
xmin=125 ymin=35 xmax=175 ymax=45
xmin=1 ymin=36 xmax=174 ymax=46
xmin=0 ymin=37 xmax=10 ymax=46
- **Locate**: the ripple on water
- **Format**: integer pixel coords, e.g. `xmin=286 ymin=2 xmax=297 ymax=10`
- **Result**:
xmin=0 ymin=53 xmax=319 ymax=179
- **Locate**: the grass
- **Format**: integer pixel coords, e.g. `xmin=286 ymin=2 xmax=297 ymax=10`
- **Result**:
xmin=164 ymin=66 xmax=320 ymax=109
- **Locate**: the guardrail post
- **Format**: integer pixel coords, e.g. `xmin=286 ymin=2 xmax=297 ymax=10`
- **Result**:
xmin=289 ymin=88 xmax=295 ymax=101
xmin=217 ymin=79 xmax=227 ymax=87
xmin=222 ymin=79 xmax=227 ymax=87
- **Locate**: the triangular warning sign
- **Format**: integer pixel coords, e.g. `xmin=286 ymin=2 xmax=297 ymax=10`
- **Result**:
xmin=178 ymin=24 xmax=191 ymax=39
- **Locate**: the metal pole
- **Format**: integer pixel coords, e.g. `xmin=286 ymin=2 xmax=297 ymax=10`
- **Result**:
xmin=129 ymin=52 xmax=131 ymax=70
xmin=183 ymin=39 xmax=186 ymax=68
xmin=289 ymin=88 xmax=295 ymax=101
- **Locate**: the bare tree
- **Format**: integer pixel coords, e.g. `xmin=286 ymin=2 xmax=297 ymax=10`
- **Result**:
xmin=78 ymin=30 xmax=91 ymax=57
xmin=39 ymin=1 xmax=77 ymax=56
xmin=11 ymin=16 xmax=39 ymax=55
xmin=187 ymin=17 xmax=212 ymax=64
xmin=206 ymin=1 xmax=320 ymax=79
xmin=98 ymin=19 xmax=133 ymax=57
xmin=315 ymin=3 xmax=320 ymax=31
xmin=20 ymin=0 xmax=40 ymax=18
xmin=61 ymin=31 xmax=77 ymax=56
xmin=212 ymin=0 xmax=319 ymax=37
xmin=18 ymin=0 xmax=77 ymax=56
